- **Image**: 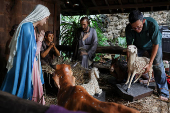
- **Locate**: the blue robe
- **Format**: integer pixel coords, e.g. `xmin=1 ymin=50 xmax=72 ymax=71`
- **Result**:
xmin=0 ymin=22 xmax=44 ymax=100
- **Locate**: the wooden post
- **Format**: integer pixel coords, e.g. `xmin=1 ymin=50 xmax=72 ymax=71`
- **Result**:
xmin=13 ymin=0 xmax=22 ymax=25
xmin=54 ymin=0 xmax=60 ymax=45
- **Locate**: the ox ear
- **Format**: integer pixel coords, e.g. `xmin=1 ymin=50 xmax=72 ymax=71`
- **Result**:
xmin=52 ymin=75 xmax=60 ymax=89
xmin=71 ymin=76 xmax=75 ymax=86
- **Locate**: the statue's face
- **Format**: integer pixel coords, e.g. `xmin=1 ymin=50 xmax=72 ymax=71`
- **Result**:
xmin=80 ymin=19 xmax=89 ymax=32
xmin=39 ymin=16 xmax=49 ymax=26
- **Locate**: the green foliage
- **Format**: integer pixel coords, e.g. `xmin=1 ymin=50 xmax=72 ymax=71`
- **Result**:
xmin=94 ymin=53 xmax=103 ymax=61
xmin=108 ymin=37 xmax=127 ymax=48
xmin=118 ymin=37 xmax=127 ymax=48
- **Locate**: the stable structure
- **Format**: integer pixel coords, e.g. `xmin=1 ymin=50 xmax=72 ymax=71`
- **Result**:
xmin=43 ymin=0 xmax=170 ymax=16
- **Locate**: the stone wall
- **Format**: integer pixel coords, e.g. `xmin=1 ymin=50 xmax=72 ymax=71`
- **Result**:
xmin=101 ymin=10 xmax=170 ymax=40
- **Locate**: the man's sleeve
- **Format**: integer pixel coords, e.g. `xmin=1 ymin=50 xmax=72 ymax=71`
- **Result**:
xmin=150 ymin=23 xmax=161 ymax=45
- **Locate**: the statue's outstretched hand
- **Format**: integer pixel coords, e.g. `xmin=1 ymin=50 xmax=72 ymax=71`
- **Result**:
xmin=37 ymin=30 xmax=45 ymax=42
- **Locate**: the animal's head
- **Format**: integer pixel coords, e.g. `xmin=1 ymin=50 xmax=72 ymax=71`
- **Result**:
xmin=52 ymin=64 xmax=74 ymax=88
xmin=91 ymin=67 xmax=100 ymax=78
xmin=110 ymin=57 xmax=119 ymax=72
xmin=127 ymin=45 xmax=137 ymax=54
xmin=55 ymin=64 xmax=73 ymax=76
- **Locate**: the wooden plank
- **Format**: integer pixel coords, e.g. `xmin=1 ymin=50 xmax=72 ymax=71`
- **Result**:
xmin=116 ymin=83 xmax=154 ymax=102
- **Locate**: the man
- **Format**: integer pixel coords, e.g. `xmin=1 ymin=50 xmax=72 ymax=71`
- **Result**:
xmin=72 ymin=17 xmax=98 ymax=69
xmin=125 ymin=10 xmax=169 ymax=101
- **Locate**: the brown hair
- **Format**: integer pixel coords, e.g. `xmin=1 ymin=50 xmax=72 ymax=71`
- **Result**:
xmin=80 ymin=17 xmax=90 ymax=25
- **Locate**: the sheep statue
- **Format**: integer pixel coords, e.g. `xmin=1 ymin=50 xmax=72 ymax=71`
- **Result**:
xmin=81 ymin=67 xmax=102 ymax=96
xmin=125 ymin=45 xmax=153 ymax=92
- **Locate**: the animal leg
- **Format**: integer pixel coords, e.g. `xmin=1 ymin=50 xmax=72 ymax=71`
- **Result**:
xmin=126 ymin=71 xmax=136 ymax=92
xmin=122 ymin=71 xmax=131 ymax=88
xmin=133 ymin=73 xmax=142 ymax=83
xmin=125 ymin=71 xmax=131 ymax=85
xmin=145 ymin=71 xmax=152 ymax=88
xmin=95 ymin=86 xmax=102 ymax=95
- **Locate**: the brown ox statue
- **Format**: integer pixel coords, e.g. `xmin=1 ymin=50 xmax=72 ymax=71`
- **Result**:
xmin=52 ymin=64 xmax=140 ymax=113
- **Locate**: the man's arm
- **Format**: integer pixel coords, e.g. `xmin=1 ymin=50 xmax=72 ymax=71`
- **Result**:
xmin=150 ymin=44 xmax=159 ymax=65
xmin=144 ymin=44 xmax=158 ymax=74
xmin=53 ymin=46 xmax=60 ymax=57
xmin=144 ymin=19 xmax=161 ymax=73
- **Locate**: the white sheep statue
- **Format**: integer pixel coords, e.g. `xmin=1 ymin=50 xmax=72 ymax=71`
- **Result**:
xmin=125 ymin=45 xmax=153 ymax=92
xmin=81 ymin=67 xmax=102 ymax=96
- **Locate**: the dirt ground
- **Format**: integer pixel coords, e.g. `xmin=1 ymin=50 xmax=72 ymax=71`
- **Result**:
xmin=44 ymin=62 xmax=170 ymax=113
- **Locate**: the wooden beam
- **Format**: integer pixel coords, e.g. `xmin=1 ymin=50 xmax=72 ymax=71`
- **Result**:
xmin=133 ymin=0 xmax=138 ymax=10
xmin=87 ymin=2 xmax=170 ymax=10
xmin=56 ymin=45 xmax=126 ymax=55
xmin=79 ymin=0 xmax=86 ymax=8
xmin=41 ymin=0 xmax=56 ymax=3
xmin=92 ymin=0 xmax=100 ymax=13
xmin=134 ymin=0 xmax=138 ymax=4
xmin=104 ymin=0 xmax=112 ymax=13
xmin=118 ymin=0 xmax=124 ymax=13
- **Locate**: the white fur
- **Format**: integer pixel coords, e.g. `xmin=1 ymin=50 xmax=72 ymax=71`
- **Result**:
xmin=125 ymin=45 xmax=153 ymax=90
xmin=81 ymin=67 xmax=102 ymax=96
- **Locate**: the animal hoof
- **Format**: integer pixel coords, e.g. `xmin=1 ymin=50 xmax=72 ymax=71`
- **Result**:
xmin=126 ymin=88 xmax=129 ymax=92
xmin=144 ymin=85 xmax=148 ymax=88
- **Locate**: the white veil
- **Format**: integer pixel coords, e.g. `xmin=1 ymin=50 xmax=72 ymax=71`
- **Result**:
xmin=7 ymin=4 xmax=50 ymax=71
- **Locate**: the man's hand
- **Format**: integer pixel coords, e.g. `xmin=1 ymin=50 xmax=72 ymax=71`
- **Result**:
xmin=37 ymin=30 xmax=45 ymax=42
xmin=83 ymin=33 xmax=90 ymax=41
xmin=143 ymin=63 xmax=152 ymax=74
xmin=50 ymin=42 xmax=55 ymax=48
xmin=80 ymin=51 xmax=88 ymax=56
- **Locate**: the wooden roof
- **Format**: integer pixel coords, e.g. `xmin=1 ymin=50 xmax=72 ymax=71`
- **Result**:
xmin=44 ymin=0 xmax=170 ymax=15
